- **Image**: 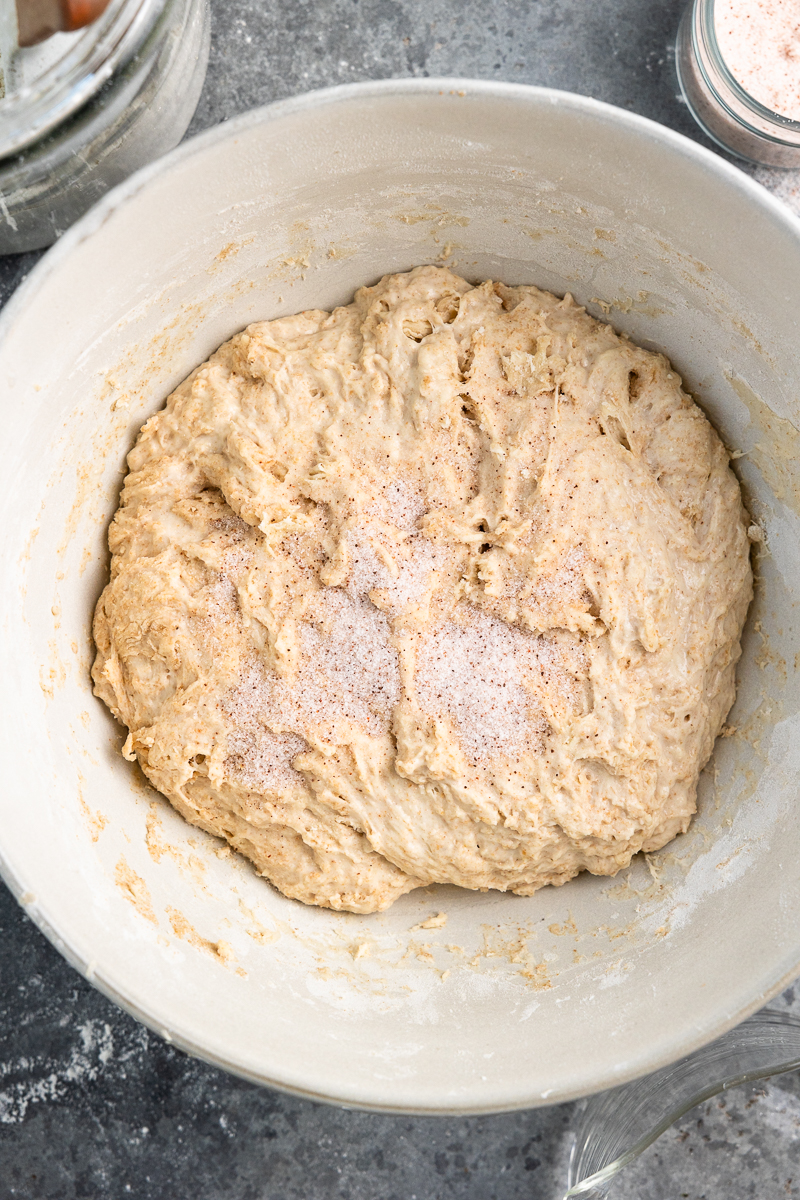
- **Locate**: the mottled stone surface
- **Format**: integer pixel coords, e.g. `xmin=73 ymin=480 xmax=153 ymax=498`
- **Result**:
xmin=1 ymin=1 xmax=800 ymax=1197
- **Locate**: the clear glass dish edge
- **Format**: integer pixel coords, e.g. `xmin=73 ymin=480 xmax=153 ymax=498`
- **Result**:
xmin=565 ymin=1010 xmax=800 ymax=1198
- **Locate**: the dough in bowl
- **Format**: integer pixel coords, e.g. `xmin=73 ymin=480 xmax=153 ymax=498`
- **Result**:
xmin=92 ymin=266 xmax=753 ymax=913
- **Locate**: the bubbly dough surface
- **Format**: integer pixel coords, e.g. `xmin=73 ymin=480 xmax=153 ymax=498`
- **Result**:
xmin=92 ymin=267 xmax=752 ymax=913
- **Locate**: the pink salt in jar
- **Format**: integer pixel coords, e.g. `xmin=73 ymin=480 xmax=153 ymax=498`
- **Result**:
xmin=676 ymin=0 xmax=800 ymax=166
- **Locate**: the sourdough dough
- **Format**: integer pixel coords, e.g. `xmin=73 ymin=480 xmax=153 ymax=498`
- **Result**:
xmin=92 ymin=267 xmax=753 ymax=913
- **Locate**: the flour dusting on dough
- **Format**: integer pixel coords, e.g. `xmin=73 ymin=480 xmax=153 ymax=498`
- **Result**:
xmin=92 ymin=267 xmax=752 ymax=913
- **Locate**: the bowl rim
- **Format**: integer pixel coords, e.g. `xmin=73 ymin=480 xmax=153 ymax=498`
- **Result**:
xmin=3 ymin=73 xmax=800 ymax=347
xmin=2 ymin=76 xmax=800 ymax=1114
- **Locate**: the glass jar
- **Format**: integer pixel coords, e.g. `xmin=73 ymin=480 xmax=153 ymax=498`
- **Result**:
xmin=566 ymin=1011 xmax=800 ymax=1197
xmin=0 ymin=0 xmax=210 ymax=253
xmin=676 ymin=0 xmax=800 ymax=168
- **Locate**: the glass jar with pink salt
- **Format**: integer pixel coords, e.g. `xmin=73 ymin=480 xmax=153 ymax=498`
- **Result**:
xmin=676 ymin=0 xmax=800 ymax=166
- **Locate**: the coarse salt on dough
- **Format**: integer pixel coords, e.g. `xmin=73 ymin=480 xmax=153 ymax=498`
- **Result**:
xmin=92 ymin=266 xmax=752 ymax=913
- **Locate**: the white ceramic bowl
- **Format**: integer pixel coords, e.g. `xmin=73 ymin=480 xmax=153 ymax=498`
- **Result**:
xmin=1 ymin=80 xmax=799 ymax=1115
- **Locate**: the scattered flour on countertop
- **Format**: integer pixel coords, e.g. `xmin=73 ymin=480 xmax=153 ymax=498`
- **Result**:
xmin=0 ymin=1019 xmax=115 ymax=1125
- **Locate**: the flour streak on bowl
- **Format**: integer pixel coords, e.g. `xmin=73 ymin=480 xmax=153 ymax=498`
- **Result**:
xmin=0 ymin=80 xmax=799 ymax=1113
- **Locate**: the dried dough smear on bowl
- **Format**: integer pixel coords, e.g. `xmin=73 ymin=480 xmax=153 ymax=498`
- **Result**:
xmin=0 ymin=81 xmax=799 ymax=1113
xmin=92 ymin=265 xmax=752 ymax=914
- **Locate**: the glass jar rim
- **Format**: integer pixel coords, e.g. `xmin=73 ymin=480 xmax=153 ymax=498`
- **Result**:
xmin=0 ymin=0 xmax=165 ymax=159
xmin=699 ymin=0 xmax=800 ymax=138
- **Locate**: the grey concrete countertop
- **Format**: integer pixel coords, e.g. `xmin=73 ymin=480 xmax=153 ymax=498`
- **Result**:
xmin=2 ymin=2 xmax=800 ymax=1197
